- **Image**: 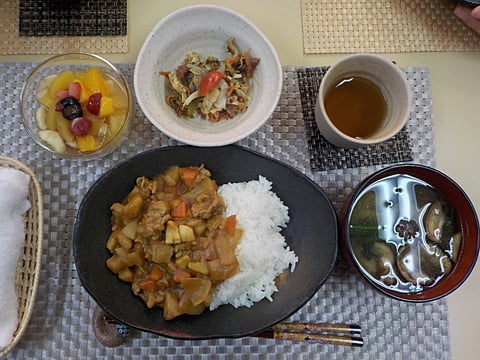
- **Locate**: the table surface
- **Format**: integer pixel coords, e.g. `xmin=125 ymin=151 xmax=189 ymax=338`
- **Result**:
xmin=1 ymin=1 xmax=479 ymax=359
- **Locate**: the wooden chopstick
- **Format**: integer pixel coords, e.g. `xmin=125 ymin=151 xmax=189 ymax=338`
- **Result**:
xmin=255 ymin=323 xmax=364 ymax=347
xmin=272 ymin=322 xmax=362 ymax=335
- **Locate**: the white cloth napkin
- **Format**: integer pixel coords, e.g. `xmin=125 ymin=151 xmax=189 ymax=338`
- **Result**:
xmin=0 ymin=168 xmax=31 ymax=349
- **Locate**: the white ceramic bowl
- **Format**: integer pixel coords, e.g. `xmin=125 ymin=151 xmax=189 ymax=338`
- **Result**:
xmin=134 ymin=5 xmax=283 ymax=147
xmin=314 ymin=54 xmax=411 ymax=149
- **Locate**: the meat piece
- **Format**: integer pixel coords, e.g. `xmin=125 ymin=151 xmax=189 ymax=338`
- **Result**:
xmin=138 ymin=200 xmax=171 ymax=238
xmin=176 ymin=65 xmax=189 ymax=80
xmin=191 ymin=193 xmax=223 ymax=219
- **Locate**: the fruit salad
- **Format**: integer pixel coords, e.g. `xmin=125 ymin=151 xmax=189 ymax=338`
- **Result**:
xmin=35 ymin=67 xmax=129 ymax=154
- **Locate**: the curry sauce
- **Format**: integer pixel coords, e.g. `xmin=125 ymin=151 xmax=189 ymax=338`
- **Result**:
xmin=105 ymin=165 xmax=242 ymax=320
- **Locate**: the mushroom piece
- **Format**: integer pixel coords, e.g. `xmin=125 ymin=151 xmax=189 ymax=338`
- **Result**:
xmin=396 ymin=240 xmax=453 ymax=288
xmin=424 ymin=201 xmax=446 ymax=245
xmin=353 ymin=241 xmax=396 ymax=280
xmin=450 ymin=232 xmax=462 ymax=264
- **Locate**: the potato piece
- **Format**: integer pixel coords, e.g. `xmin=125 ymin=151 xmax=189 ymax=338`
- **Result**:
xmin=126 ymin=250 xmax=143 ymax=266
xmin=175 ymin=255 xmax=191 ymax=269
xmin=208 ymin=259 xmax=239 ymax=281
xmin=183 ymin=303 xmax=206 ymax=316
xmin=161 ymin=166 xmax=181 ymax=186
xmin=179 ymin=224 xmax=195 ymax=242
xmin=118 ymin=232 xmax=133 ymax=250
xmin=121 ymin=221 xmax=137 ymax=239
xmin=106 ymin=255 xmax=127 ymax=273
xmin=118 ymin=268 xmax=134 ymax=282
xmin=114 ymin=246 xmax=128 ymax=257
xmin=229 ymin=228 xmax=243 ymax=249
xmin=193 ymin=223 xmax=207 ymax=236
xmin=106 ymin=232 xmax=119 ymax=251
xmin=215 ymin=235 xmax=237 ymax=266
xmin=163 ymin=290 xmax=182 ymax=320
xmin=188 ymin=261 xmax=209 ymax=275
xmin=165 ymin=221 xmax=181 ymax=244
xmin=181 ymin=278 xmax=211 ymax=306
xmin=122 ymin=193 xmax=143 ymax=219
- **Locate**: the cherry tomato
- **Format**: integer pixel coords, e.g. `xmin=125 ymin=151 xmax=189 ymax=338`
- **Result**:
xmin=199 ymin=70 xmax=224 ymax=96
xmin=87 ymin=93 xmax=102 ymax=115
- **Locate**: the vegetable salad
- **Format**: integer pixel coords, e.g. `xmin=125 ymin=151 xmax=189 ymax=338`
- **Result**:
xmin=161 ymin=38 xmax=260 ymax=122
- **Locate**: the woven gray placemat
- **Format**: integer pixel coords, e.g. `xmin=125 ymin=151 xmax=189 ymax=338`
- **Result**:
xmin=0 ymin=62 xmax=448 ymax=360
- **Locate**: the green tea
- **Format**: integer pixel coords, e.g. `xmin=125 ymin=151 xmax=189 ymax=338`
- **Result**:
xmin=324 ymin=76 xmax=387 ymax=139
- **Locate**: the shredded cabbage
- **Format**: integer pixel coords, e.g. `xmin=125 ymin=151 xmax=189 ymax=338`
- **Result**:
xmin=161 ymin=37 xmax=260 ymax=122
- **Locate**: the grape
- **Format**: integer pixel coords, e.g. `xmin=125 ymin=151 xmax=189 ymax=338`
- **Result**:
xmin=57 ymin=96 xmax=83 ymax=120
xmin=70 ymin=117 xmax=92 ymax=137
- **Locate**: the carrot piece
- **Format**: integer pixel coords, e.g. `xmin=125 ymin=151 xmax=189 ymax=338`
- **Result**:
xmin=224 ymin=214 xmax=237 ymax=236
xmin=159 ymin=71 xmax=170 ymax=76
xmin=138 ymin=279 xmax=156 ymax=292
xmin=225 ymin=56 xmax=240 ymax=64
xmin=180 ymin=167 xmax=199 ymax=187
xmin=171 ymin=200 xmax=188 ymax=218
xmin=227 ymin=85 xmax=236 ymax=96
xmin=149 ymin=266 xmax=164 ymax=281
xmin=173 ymin=269 xmax=191 ymax=283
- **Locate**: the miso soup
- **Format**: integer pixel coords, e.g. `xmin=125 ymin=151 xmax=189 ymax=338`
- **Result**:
xmin=348 ymin=174 xmax=462 ymax=294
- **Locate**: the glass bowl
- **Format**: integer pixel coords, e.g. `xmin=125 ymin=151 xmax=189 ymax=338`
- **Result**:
xmin=20 ymin=53 xmax=133 ymax=159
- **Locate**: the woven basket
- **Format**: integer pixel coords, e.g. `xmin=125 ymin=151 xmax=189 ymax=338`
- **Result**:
xmin=0 ymin=156 xmax=43 ymax=358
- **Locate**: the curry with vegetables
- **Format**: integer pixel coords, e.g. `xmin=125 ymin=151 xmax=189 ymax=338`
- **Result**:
xmin=105 ymin=165 xmax=242 ymax=320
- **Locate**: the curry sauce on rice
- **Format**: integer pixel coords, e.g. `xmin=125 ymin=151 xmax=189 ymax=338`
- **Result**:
xmin=105 ymin=165 xmax=297 ymax=320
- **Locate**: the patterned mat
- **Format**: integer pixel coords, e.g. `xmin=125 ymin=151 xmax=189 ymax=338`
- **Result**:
xmin=296 ymin=66 xmax=414 ymax=171
xmin=301 ymin=0 xmax=480 ymax=53
xmin=0 ymin=62 xmax=448 ymax=359
xmin=19 ymin=0 xmax=127 ymax=37
xmin=0 ymin=0 xmax=128 ymax=55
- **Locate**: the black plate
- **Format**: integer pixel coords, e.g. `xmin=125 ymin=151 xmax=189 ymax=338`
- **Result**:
xmin=73 ymin=145 xmax=338 ymax=339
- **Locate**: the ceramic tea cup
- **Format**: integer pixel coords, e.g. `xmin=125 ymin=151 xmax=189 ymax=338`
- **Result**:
xmin=314 ymin=54 xmax=412 ymax=149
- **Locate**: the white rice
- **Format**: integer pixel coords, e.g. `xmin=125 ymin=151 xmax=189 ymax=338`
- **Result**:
xmin=209 ymin=176 xmax=298 ymax=310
